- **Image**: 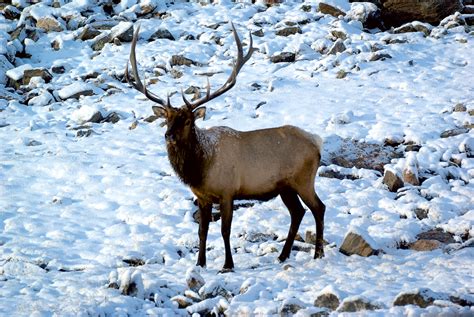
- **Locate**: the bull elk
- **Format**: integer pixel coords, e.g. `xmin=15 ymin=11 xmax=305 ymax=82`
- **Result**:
xmin=125 ymin=23 xmax=325 ymax=271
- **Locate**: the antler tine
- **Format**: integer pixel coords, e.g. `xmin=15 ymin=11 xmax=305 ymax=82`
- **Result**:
xmin=185 ymin=22 xmax=253 ymax=110
xmin=126 ymin=25 xmax=170 ymax=108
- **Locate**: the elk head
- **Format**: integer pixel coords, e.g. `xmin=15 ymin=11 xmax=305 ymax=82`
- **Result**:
xmin=124 ymin=23 xmax=253 ymax=146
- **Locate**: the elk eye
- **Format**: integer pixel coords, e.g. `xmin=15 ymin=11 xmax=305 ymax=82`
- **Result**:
xmin=185 ymin=119 xmax=191 ymax=126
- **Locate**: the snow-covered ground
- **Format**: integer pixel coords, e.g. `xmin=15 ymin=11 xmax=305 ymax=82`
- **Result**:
xmin=1 ymin=1 xmax=473 ymax=316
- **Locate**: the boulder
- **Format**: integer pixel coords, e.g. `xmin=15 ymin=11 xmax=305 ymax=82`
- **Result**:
xmin=275 ymin=26 xmax=302 ymax=36
xmin=327 ymin=39 xmax=346 ymax=55
xmin=393 ymin=21 xmax=433 ymax=36
xmin=0 ymin=55 xmax=14 ymax=85
xmin=3 ymin=5 xmax=21 ymax=20
xmin=36 ymin=16 xmax=64 ymax=33
xmin=383 ymin=169 xmax=404 ymax=192
xmin=186 ymin=267 xmax=205 ymax=292
xmin=338 ymin=297 xmax=380 ymax=312
xmin=77 ymin=26 xmax=102 ymax=41
xmin=314 ymin=292 xmax=340 ymax=310
xmin=319 ymin=3 xmax=347 ymax=17
xmin=393 ymin=288 xmax=437 ymax=308
xmin=380 ymin=0 xmax=464 ymax=27
xmin=111 ymin=22 xmax=134 ymax=42
xmin=279 ymin=298 xmax=304 ymax=316
xmin=440 ymin=127 xmax=469 ymax=138
xmin=347 ymin=2 xmax=383 ymax=29
xmin=409 ymin=239 xmax=441 ymax=251
xmin=339 ymin=231 xmax=379 ymax=257
xmin=23 ymin=68 xmax=53 ymax=85
xmin=150 ymin=29 xmax=175 ymax=41
xmin=270 ymin=52 xmax=296 ymax=63
xmin=171 ymin=55 xmax=200 ymax=67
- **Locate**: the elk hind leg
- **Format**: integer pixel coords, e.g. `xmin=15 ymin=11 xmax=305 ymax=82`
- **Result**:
xmin=278 ymin=189 xmax=306 ymax=262
xmin=298 ymin=189 xmax=326 ymax=259
xmin=220 ymin=198 xmax=234 ymax=272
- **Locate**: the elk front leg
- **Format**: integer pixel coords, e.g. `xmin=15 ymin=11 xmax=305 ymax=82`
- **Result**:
xmin=220 ymin=198 xmax=234 ymax=271
xmin=197 ymin=199 xmax=212 ymax=267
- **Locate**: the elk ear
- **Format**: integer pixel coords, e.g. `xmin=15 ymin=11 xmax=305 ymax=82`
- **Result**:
xmin=194 ymin=107 xmax=206 ymax=121
xmin=152 ymin=106 xmax=167 ymax=119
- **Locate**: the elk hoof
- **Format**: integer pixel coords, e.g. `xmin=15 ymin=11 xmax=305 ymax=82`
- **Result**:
xmin=218 ymin=268 xmax=234 ymax=274
xmin=314 ymin=248 xmax=324 ymax=259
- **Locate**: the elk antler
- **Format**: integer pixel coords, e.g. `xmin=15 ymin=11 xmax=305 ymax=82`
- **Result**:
xmin=182 ymin=22 xmax=254 ymax=111
xmin=125 ymin=25 xmax=171 ymax=109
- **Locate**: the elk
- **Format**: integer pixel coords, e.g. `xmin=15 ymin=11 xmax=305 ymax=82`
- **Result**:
xmin=125 ymin=23 xmax=325 ymax=271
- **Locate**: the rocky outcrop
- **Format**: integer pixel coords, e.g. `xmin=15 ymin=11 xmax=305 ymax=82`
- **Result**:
xmin=380 ymin=0 xmax=464 ymax=27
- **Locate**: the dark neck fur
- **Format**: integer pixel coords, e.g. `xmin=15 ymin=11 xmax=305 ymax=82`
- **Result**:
xmin=166 ymin=128 xmax=207 ymax=188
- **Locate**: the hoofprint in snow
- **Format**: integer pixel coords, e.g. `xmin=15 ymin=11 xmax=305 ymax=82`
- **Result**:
xmin=0 ymin=1 xmax=473 ymax=316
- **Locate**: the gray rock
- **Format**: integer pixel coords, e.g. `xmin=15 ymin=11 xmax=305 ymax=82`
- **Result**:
xmin=417 ymin=228 xmax=455 ymax=244
xmin=279 ymin=299 xmax=304 ymax=316
xmin=393 ymin=22 xmax=432 ymax=36
xmin=338 ymin=297 xmax=380 ymax=312
xmin=150 ymin=29 xmax=175 ymax=41
xmin=77 ymin=26 xmax=102 ymax=41
xmin=453 ymin=103 xmax=467 ymax=112
xmin=369 ymin=52 xmax=392 ymax=61
xmin=330 ymin=29 xmax=347 ymax=40
xmin=111 ymin=23 xmax=134 ymax=42
xmin=440 ymin=127 xmax=469 ymax=138
xmin=314 ymin=293 xmax=340 ymax=310
xmin=383 ymin=169 xmax=404 ymax=192
xmin=170 ymin=55 xmax=199 ymax=67
xmin=339 ymin=232 xmax=378 ymax=257
xmin=4 ymin=5 xmax=21 ymax=20
xmin=409 ymin=239 xmax=441 ymax=251
xmin=276 ymin=26 xmax=302 ymax=37
xmin=414 ymin=207 xmax=428 ymax=220
xmin=252 ymin=29 xmax=264 ymax=37
xmin=91 ymin=32 xmax=113 ymax=51
xmin=327 ymin=39 xmax=346 ymax=55
xmin=51 ymin=65 xmax=66 ymax=74
xmin=0 ymin=55 xmax=14 ymax=85
xmin=270 ymin=52 xmax=296 ymax=63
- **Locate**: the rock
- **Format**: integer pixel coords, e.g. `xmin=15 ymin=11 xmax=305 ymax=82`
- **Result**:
xmin=0 ymin=55 xmax=14 ymax=85
xmin=270 ymin=52 xmax=296 ymax=63
xmin=409 ymin=239 xmax=441 ymax=251
xmin=338 ymin=297 xmax=380 ymax=312
xmin=339 ymin=232 xmax=378 ymax=257
xmin=171 ymin=295 xmax=193 ymax=308
xmin=186 ymin=267 xmax=205 ymax=292
xmin=336 ymin=69 xmax=348 ymax=79
xmin=150 ymin=28 xmax=175 ymax=41
xmin=171 ymin=55 xmax=199 ymax=67
xmin=199 ymin=281 xmax=232 ymax=301
xmin=440 ymin=127 xmax=469 ymax=138
xmin=276 ymin=26 xmax=302 ymax=36
xmin=279 ymin=298 xmax=304 ymax=316
xmin=102 ymin=112 xmax=120 ymax=124
xmin=23 ymin=68 xmax=53 ymax=85
xmin=111 ymin=22 xmax=134 ymax=42
xmin=369 ymin=52 xmax=392 ymax=61
xmin=405 ymin=144 xmax=421 ymax=152
xmin=380 ymin=0 xmax=464 ymax=28
xmin=383 ymin=169 xmax=404 ymax=192
xmin=51 ymin=65 xmax=66 ymax=74
xmin=77 ymin=26 xmax=102 ymax=41
xmin=314 ymin=293 xmax=340 ymax=310
xmin=87 ymin=111 xmax=104 ymax=123
xmin=186 ymin=297 xmax=226 ymax=316
xmin=327 ymin=39 xmax=346 ymax=55
xmin=330 ymin=29 xmax=347 ymax=40
xmin=414 ymin=207 xmax=428 ymax=220
xmin=252 ymin=29 xmax=265 ymax=37
xmin=3 ymin=5 xmax=21 ymax=20
xmin=36 ymin=16 xmax=64 ymax=33
xmin=393 ymin=288 xmax=437 ymax=308
xmin=402 ymin=152 xmax=419 ymax=186
xmin=58 ymin=82 xmax=96 ymax=100
xmin=319 ymin=3 xmax=347 ymax=17
xmin=417 ymin=228 xmax=455 ymax=244
xmin=91 ymin=32 xmax=113 ymax=51
xmin=347 ymin=2 xmax=383 ymax=29
xmin=393 ymin=21 xmax=433 ymax=36
xmin=453 ymin=103 xmax=467 ymax=112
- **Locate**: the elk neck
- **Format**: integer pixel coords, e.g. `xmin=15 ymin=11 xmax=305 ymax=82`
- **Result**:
xmin=166 ymin=126 xmax=209 ymax=188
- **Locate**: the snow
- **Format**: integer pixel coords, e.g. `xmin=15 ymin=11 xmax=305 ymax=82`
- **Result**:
xmin=0 ymin=1 xmax=473 ymax=316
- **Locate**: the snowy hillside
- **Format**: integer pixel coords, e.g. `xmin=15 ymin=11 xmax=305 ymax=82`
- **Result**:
xmin=0 ymin=0 xmax=473 ymax=316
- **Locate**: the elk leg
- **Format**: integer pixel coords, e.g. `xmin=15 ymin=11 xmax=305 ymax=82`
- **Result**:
xmin=220 ymin=198 xmax=234 ymax=271
xmin=197 ymin=199 xmax=212 ymax=267
xmin=279 ymin=190 xmax=306 ymax=262
xmin=299 ymin=190 xmax=326 ymax=259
